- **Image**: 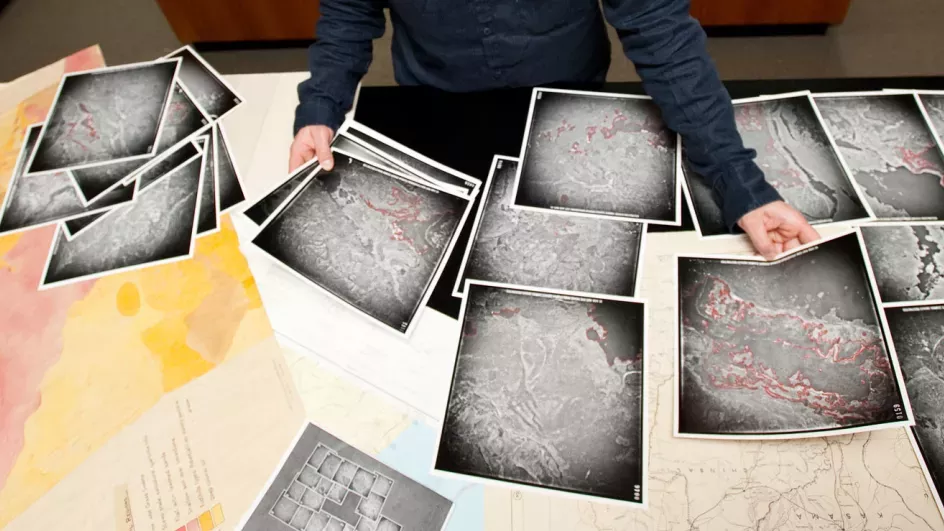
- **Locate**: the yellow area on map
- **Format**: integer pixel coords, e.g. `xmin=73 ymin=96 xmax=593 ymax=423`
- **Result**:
xmin=209 ymin=503 xmax=224 ymax=526
xmin=0 ymin=221 xmax=273 ymax=527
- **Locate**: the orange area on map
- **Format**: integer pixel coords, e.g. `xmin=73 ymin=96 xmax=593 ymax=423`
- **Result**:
xmin=116 ymin=282 xmax=141 ymax=316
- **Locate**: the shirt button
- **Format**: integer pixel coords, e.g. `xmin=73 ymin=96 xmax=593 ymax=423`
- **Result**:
xmin=484 ymin=28 xmax=492 ymax=35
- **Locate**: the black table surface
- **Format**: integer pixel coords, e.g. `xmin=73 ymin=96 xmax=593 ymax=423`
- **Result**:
xmin=354 ymin=77 xmax=944 ymax=319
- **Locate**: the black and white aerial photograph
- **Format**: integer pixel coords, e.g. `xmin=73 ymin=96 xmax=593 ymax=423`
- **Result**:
xmin=921 ymin=93 xmax=944 ymax=143
xmin=250 ymin=153 xmax=469 ymax=333
xmin=332 ymin=133 xmax=407 ymax=177
xmin=165 ymin=45 xmax=243 ymax=119
xmin=238 ymin=422 xmax=452 ymax=531
xmin=212 ymin=124 xmax=247 ymax=213
xmin=67 ymin=81 xmax=209 ymax=203
xmin=514 ymin=88 xmax=678 ymax=224
xmin=683 ymin=93 xmax=871 ymax=237
xmin=136 ymin=139 xmax=203 ymax=192
xmin=455 ymin=156 xmax=644 ymax=298
xmin=884 ymin=305 xmax=944 ymax=516
xmin=344 ymin=123 xmax=479 ymax=195
xmin=26 ymin=60 xmax=179 ymax=174
xmin=242 ymin=159 xmax=318 ymax=225
xmin=196 ymin=134 xmax=219 ymax=235
xmin=435 ymin=281 xmax=647 ymax=505
xmin=861 ymin=223 xmax=944 ymax=305
xmin=677 ymin=232 xmax=911 ymax=438
xmin=0 ymin=124 xmax=134 ymax=235
xmin=40 ymin=148 xmax=205 ymax=288
xmin=816 ymin=93 xmax=944 ymax=220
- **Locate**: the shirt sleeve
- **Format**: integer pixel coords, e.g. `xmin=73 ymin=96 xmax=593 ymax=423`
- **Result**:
xmin=602 ymin=0 xmax=782 ymax=231
xmin=294 ymin=0 xmax=387 ymax=135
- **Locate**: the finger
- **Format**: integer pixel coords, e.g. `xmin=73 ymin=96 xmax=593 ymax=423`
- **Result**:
xmin=797 ymin=222 xmax=821 ymax=245
xmin=288 ymin=141 xmax=315 ymax=173
xmin=742 ymin=222 xmax=778 ymax=260
xmin=783 ymin=237 xmax=802 ymax=252
xmin=311 ymin=129 xmax=334 ymax=171
xmin=773 ymin=241 xmax=784 ymax=255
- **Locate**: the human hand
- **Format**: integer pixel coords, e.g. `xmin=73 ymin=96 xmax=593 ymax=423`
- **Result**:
xmin=737 ymin=200 xmax=821 ymax=260
xmin=289 ymin=125 xmax=335 ymax=173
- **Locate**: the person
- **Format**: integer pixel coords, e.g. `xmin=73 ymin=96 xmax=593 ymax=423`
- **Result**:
xmin=288 ymin=0 xmax=821 ymax=259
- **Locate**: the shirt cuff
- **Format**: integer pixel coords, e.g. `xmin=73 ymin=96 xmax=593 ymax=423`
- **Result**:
xmin=294 ymin=98 xmax=345 ymax=136
xmin=714 ymin=159 xmax=783 ymax=232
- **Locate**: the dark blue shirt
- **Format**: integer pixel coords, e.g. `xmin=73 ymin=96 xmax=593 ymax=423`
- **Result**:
xmin=295 ymin=0 xmax=781 ymax=230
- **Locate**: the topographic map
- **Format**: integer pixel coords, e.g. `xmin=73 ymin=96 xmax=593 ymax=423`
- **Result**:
xmin=685 ymin=95 xmax=868 ymax=236
xmin=251 ymin=155 xmax=466 ymax=332
xmin=861 ymin=224 xmax=944 ymax=304
xmin=884 ymin=305 xmax=944 ymax=517
xmin=459 ymin=157 xmax=643 ymax=297
xmin=816 ymin=94 xmax=944 ymax=220
xmin=516 ymin=90 xmax=677 ymax=222
xmin=678 ymin=233 xmax=907 ymax=436
xmin=437 ymin=283 xmax=646 ymax=504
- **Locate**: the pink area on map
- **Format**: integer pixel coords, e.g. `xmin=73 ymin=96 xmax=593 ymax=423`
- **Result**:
xmin=0 ymin=228 xmax=94 ymax=491
xmin=62 ymin=46 xmax=105 ymax=74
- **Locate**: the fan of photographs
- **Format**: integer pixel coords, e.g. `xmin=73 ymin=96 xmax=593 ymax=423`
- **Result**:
xmin=241 ymin=120 xmax=481 ymax=335
xmin=0 ymin=46 xmax=248 ymax=289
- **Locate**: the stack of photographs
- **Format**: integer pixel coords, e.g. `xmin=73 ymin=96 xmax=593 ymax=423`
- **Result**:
xmin=0 ymin=46 xmax=247 ymax=288
xmin=675 ymin=231 xmax=914 ymax=439
xmin=237 ymin=422 xmax=453 ymax=531
xmin=514 ymin=88 xmax=681 ymax=226
xmin=815 ymin=91 xmax=944 ymax=221
xmin=681 ymin=91 xmax=874 ymax=237
xmin=243 ymin=128 xmax=479 ymax=334
xmin=859 ymin=222 xmax=944 ymax=518
xmin=433 ymin=280 xmax=648 ymax=507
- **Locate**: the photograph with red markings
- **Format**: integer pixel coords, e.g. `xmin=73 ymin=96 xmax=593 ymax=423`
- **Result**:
xmin=884 ymin=305 xmax=944 ymax=518
xmin=816 ymin=93 xmax=944 ymax=221
xmin=454 ymin=156 xmax=644 ymax=299
xmin=677 ymin=232 xmax=911 ymax=438
xmin=682 ymin=93 xmax=871 ymax=237
xmin=250 ymin=151 xmax=471 ymax=334
xmin=435 ymin=281 xmax=647 ymax=505
xmin=514 ymin=88 xmax=679 ymax=224
xmin=25 ymin=60 xmax=180 ymax=175
xmin=67 ymin=82 xmax=209 ymax=204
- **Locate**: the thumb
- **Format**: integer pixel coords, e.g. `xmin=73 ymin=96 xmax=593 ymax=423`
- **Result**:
xmin=797 ymin=221 xmax=821 ymax=245
xmin=311 ymin=127 xmax=334 ymax=171
xmin=742 ymin=221 xmax=777 ymax=260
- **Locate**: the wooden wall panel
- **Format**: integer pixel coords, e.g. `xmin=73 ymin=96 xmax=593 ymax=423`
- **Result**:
xmin=155 ymin=0 xmax=321 ymax=43
xmin=690 ymin=0 xmax=852 ymax=26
